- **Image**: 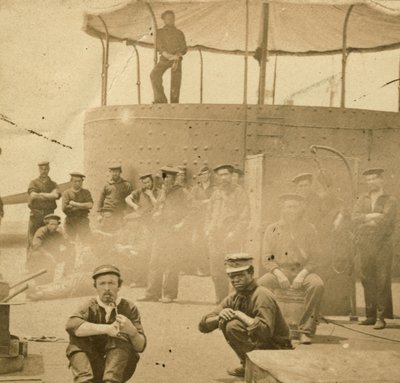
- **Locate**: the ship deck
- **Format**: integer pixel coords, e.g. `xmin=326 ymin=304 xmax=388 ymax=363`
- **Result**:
xmin=1 ymin=244 xmax=400 ymax=383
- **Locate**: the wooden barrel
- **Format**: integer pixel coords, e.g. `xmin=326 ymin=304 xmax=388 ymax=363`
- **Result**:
xmin=274 ymin=288 xmax=305 ymax=337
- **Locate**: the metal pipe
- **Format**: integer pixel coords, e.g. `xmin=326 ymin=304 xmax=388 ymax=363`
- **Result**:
xmin=98 ymin=16 xmax=110 ymax=106
xmin=145 ymin=2 xmax=159 ymax=66
xmin=131 ymin=44 xmax=142 ymax=104
xmin=341 ymin=5 xmax=354 ymax=108
xmin=9 ymin=269 xmax=47 ymax=289
xmin=243 ymin=0 xmax=250 ymax=104
xmin=198 ymin=48 xmax=204 ymax=103
xmin=272 ymin=55 xmax=278 ymax=105
xmin=258 ymin=3 xmax=270 ymax=105
xmin=3 ymin=284 xmax=29 ymax=303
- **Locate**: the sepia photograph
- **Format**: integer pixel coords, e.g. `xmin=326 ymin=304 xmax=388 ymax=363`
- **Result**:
xmin=1 ymin=0 xmax=400 ymax=382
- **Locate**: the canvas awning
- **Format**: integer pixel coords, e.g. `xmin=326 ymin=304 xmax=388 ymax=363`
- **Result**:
xmin=82 ymin=0 xmax=400 ymax=56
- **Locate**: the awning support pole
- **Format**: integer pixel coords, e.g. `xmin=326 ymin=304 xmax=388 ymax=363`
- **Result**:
xmin=258 ymin=3 xmax=270 ymax=105
xmin=272 ymin=55 xmax=278 ymax=105
xmin=198 ymin=48 xmax=204 ymax=104
xmin=398 ymin=54 xmax=400 ymax=112
xmin=341 ymin=5 xmax=353 ymax=108
xmin=98 ymin=16 xmax=110 ymax=106
xmin=145 ymin=2 xmax=159 ymax=66
xmin=97 ymin=34 xmax=106 ymax=107
xmin=131 ymin=44 xmax=142 ymax=104
xmin=243 ymin=0 xmax=249 ymax=104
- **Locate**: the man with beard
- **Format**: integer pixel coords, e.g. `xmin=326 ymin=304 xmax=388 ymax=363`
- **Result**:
xmin=65 ymin=265 xmax=146 ymax=383
xmin=232 ymin=168 xmax=244 ymax=187
xmin=191 ymin=166 xmax=216 ymax=276
xmin=150 ymin=10 xmax=187 ymax=103
xmin=205 ymin=164 xmax=250 ymax=303
xmin=139 ymin=165 xmax=190 ymax=303
xmin=97 ymin=164 xmax=132 ymax=232
xmin=199 ymin=254 xmax=291 ymax=378
xmin=352 ymin=168 xmax=397 ymax=330
xmin=27 ymin=161 xmax=60 ymax=248
xmin=125 ymin=173 xmax=161 ymax=286
xmin=62 ymin=172 xmax=93 ymax=241
xmin=258 ymin=194 xmax=324 ymax=345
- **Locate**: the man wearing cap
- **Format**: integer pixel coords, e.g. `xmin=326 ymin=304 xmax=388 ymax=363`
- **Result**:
xmin=258 ymin=193 xmax=324 ymax=344
xmin=62 ymin=172 xmax=93 ymax=241
xmin=190 ymin=166 xmax=216 ymax=276
xmin=27 ymin=161 xmax=60 ymax=248
xmin=352 ymin=168 xmax=397 ymax=330
xmin=97 ymin=164 xmax=132 ymax=232
xmin=150 ymin=10 xmax=187 ymax=103
xmin=292 ymin=172 xmax=334 ymax=228
xmin=65 ymin=265 xmax=146 ymax=383
xmin=27 ymin=214 xmax=69 ymax=285
xmin=140 ymin=165 xmax=190 ymax=303
xmin=199 ymin=254 xmax=291 ymax=378
xmin=125 ymin=173 xmax=162 ymax=286
xmin=205 ymin=164 xmax=250 ymax=303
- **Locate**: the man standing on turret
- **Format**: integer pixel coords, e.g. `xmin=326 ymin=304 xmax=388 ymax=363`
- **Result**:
xmin=150 ymin=10 xmax=187 ymax=104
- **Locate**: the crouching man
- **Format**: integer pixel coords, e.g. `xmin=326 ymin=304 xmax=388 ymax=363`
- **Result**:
xmin=198 ymin=254 xmax=291 ymax=378
xmin=65 ymin=265 xmax=146 ymax=383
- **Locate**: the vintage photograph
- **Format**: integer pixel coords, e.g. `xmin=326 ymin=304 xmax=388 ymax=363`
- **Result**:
xmin=1 ymin=0 xmax=400 ymax=382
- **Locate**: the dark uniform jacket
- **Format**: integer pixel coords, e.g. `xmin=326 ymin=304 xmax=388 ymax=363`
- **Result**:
xmin=97 ymin=178 xmax=132 ymax=214
xmin=128 ymin=187 xmax=161 ymax=218
xmin=65 ymin=297 xmax=146 ymax=358
xmin=262 ymin=219 xmax=321 ymax=276
xmin=32 ymin=226 xmax=66 ymax=252
xmin=156 ymin=25 xmax=187 ymax=56
xmin=352 ymin=192 xmax=397 ymax=248
xmin=62 ymin=188 xmax=93 ymax=218
xmin=199 ymin=281 xmax=291 ymax=349
xmin=205 ymin=184 xmax=250 ymax=237
xmin=159 ymin=184 xmax=190 ymax=227
xmin=28 ymin=177 xmax=59 ymax=211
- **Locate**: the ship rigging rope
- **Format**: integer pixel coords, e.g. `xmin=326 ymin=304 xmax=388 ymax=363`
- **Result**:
xmin=322 ymin=316 xmax=400 ymax=343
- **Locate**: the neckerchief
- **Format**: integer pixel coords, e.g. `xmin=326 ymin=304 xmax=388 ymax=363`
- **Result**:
xmin=96 ymin=296 xmax=121 ymax=323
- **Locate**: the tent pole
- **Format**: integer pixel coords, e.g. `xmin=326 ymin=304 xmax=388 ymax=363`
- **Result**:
xmin=131 ymin=44 xmax=142 ymax=104
xmin=145 ymin=2 xmax=159 ymax=66
xmin=198 ymin=48 xmax=204 ymax=104
xmin=258 ymin=3 xmax=269 ymax=105
xmin=398 ymin=55 xmax=400 ymax=112
xmin=97 ymin=34 xmax=106 ymax=107
xmin=341 ymin=5 xmax=354 ymax=109
xmin=98 ymin=16 xmax=110 ymax=106
xmin=272 ymin=55 xmax=278 ymax=105
xmin=243 ymin=0 xmax=249 ymax=104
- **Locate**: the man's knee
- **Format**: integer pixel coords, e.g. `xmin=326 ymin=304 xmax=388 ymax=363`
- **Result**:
xmin=305 ymin=274 xmax=324 ymax=294
xmin=225 ymin=319 xmax=247 ymax=337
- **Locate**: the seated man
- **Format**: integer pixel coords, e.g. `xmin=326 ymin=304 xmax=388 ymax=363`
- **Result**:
xmin=27 ymin=214 xmax=70 ymax=285
xmin=258 ymin=193 xmax=325 ymax=345
xmin=199 ymin=254 xmax=291 ymax=378
xmin=65 ymin=265 xmax=146 ymax=383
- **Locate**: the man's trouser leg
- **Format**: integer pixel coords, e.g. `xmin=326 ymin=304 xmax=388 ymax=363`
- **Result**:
xmin=209 ymin=239 xmax=229 ymax=303
xmin=222 ymin=319 xmax=257 ymax=364
xmin=145 ymin=237 xmax=166 ymax=299
xmin=170 ymin=60 xmax=182 ymax=103
xmin=258 ymin=272 xmax=280 ymax=291
xmin=376 ymin=248 xmax=393 ymax=320
xmin=298 ymin=273 xmax=324 ymax=335
xmin=163 ymin=234 xmax=181 ymax=299
xmin=103 ymin=347 xmax=138 ymax=383
xmin=68 ymin=351 xmax=104 ymax=383
xmin=360 ymin=252 xmax=378 ymax=319
xmin=150 ymin=59 xmax=171 ymax=103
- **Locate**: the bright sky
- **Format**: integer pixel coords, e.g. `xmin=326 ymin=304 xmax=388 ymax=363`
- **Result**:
xmin=1 ymin=0 xmax=399 ymax=199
